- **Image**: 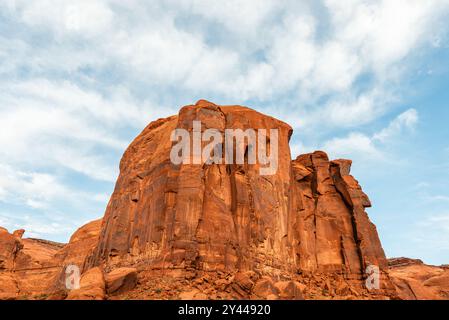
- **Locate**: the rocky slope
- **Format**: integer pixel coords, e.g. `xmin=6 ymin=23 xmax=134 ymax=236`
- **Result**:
xmin=388 ymin=258 xmax=449 ymax=300
xmin=0 ymin=220 xmax=99 ymax=299
xmin=0 ymin=100 xmax=446 ymax=300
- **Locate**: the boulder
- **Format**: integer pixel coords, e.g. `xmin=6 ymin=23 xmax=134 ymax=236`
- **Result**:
xmin=105 ymin=267 xmax=138 ymax=295
xmin=231 ymin=272 xmax=257 ymax=298
xmin=252 ymin=277 xmax=279 ymax=300
xmin=274 ymin=281 xmax=304 ymax=300
xmin=66 ymin=267 xmax=105 ymax=300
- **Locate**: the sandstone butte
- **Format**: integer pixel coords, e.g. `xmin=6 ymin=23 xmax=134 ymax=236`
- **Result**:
xmin=1 ymin=100 xmax=448 ymax=300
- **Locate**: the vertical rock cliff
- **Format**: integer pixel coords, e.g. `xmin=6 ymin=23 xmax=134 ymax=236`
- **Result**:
xmin=87 ymin=100 xmax=389 ymax=286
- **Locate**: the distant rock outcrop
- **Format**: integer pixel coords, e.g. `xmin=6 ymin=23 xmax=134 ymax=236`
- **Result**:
xmin=388 ymin=258 xmax=449 ymax=300
xmin=0 ymin=220 xmax=101 ymax=299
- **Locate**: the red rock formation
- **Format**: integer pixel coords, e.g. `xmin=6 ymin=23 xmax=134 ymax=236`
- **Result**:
xmin=84 ymin=100 xmax=392 ymax=296
xmin=0 ymin=228 xmax=63 ymax=299
xmin=1 ymin=100 xmax=443 ymax=300
xmin=88 ymin=101 xmax=296 ymax=274
xmin=55 ymin=219 xmax=102 ymax=270
xmin=0 ymin=220 xmax=101 ymax=299
xmin=291 ymin=152 xmax=387 ymax=275
xmin=105 ymin=267 xmax=138 ymax=295
xmin=388 ymin=258 xmax=449 ymax=300
xmin=0 ymin=227 xmax=23 ymax=271
xmin=66 ymin=267 xmax=105 ymax=300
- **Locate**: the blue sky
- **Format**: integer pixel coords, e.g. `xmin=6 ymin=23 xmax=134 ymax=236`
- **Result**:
xmin=1 ymin=0 xmax=449 ymax=265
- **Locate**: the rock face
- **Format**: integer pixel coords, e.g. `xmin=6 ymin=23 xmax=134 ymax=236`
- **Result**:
xmin=291 ymin=152 xmax=387 ymax=275
xmin=83 ymin=100 xmax=392 ymax=296
xmin=105 ymin=267 xmax=138 ymax=295
xmin=66 ymin=267 xmax=105 ymax=300
xmin=0 ymin=220 xmax=101 ymax=299
xmin=0 ymin=228 xmax=63 ymax=299
xmin=54 ymin=219 xmax=102 ymax=271
xmin=0 ymin=228 xmax=23 ymax=271
xmin=388 ymin=258 xmax=449 ymax=300
xmin=88 ymin=101 xmax=297 ymax=274
xmin=0 ymin=100 xmax=444 ymax=300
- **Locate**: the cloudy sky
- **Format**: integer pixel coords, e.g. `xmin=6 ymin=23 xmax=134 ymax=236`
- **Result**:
xmin=1 ymin=0 xmax=449 ymax=265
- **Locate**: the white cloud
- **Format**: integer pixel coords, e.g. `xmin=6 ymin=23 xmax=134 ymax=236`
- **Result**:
xmin=311 ymin=41 xmax=362 ymax=93
xmin=0 ymin=211 xmax=75 ymax=239
xmin=325 ymin=0 xmax=448 ymax=71
xmin=175 ymin=0 xmax=281 ymax=38
xmin=0 ymin=216 xmax=9 ymax=230
xmin=1 ymin=0 xmax=448 ymax=246
xmin=3 ymin=0 xmax=447 ymax=105
xmin=309 ymin=89 xmax=390 ymax=129
xmin=0 ymin=164 xmax=68 ymax=208
xmin=3 ymin=79 xmax=152 ymax=128
xmin=427 ymin=214 xmax=449 ymax=231
xmin=323 ymin=132 xmax=381 ymax=160
xmin=0 ymin=163 xmax=107 ymax=209
xmin=0 ymin=78 xmax=173 ymax=182
xmin=373 ymin=108 xmax=419 ymax=142
xmin=413 ymin=213 xmax=449 ymax=252
xmin=9 ymin=0 xmax=114 ymax=38
xmin=266 ymin=13 xmax=317 ymax=95
xmin=322 ymin=108 xmax=419 ymax=160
